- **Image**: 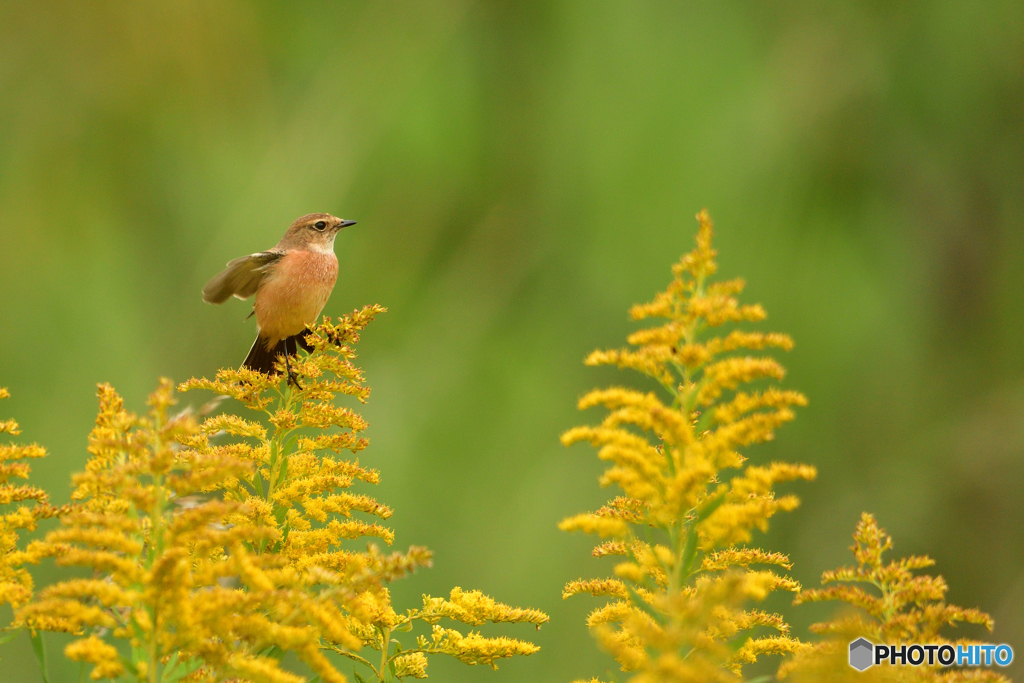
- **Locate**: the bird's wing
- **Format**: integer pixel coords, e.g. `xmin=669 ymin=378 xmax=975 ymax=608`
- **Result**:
xmin=202 ymin=251 xmax=283 ymax=304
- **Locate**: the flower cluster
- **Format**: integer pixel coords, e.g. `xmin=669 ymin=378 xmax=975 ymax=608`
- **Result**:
xmin=3 ymin=305 xmax=545 ymax=682
xmin=180 ymin=305 xmax=547 ymax=681
xmin=0 ymin=388 xmax=62 ymax=614
xmin=561 ymin=211 xmax=815 ymax=681
xmin=780 ymin=513 xmax=1008 ymax=683
xmin=338 ymin=586 xmax=549 ymax=678
xmin=17 ymin=380 xmax=355 ymax=683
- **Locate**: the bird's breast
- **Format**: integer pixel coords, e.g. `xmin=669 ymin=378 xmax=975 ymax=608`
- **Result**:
xmin=253 ymin=250 xmax=339 ymax=344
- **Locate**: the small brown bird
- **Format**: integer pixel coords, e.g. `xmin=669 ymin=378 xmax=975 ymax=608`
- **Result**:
xmin=202 ymin=213 xmax=356 ymax=382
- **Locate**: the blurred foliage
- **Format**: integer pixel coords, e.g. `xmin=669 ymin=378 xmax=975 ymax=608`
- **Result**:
xmin=0 ymin=2 xmax=1022 ymax=681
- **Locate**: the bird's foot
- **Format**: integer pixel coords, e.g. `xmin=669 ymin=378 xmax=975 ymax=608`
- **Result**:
xmin=282 ymin=347 xmax=304 ymax=390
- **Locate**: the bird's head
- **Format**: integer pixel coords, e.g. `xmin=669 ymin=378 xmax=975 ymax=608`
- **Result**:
xmin=279 ymin=213 xmax=357 ymax=253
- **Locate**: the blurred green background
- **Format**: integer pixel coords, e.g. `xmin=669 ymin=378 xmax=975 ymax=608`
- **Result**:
xmin=2 ymin=1 xmax=1023 ymax=680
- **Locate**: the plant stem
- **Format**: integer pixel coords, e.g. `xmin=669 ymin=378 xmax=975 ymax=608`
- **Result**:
xmin=379 ymin=627 xmax=391 ymax=681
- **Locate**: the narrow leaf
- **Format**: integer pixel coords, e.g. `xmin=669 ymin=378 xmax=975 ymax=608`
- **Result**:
xmin=30 ymin=631 xmax=50 ymax=683
xmin=276 ymin=452 xmax=289 ymax=488
xmin=696 ymin=491 xmax=727 ymax=522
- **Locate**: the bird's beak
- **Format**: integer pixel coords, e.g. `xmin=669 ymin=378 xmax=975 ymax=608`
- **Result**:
xmin=339 ymin=220 xmax=357 ymax=228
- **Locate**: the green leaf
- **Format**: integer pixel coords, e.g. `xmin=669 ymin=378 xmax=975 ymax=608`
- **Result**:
xmin=253 ymin=471 xmax=265 ymax=498
xmin=694 ymin=407 xmax=716 ymax=433
xmin=237 ymin=477 xmax=259 ymax=498
xmin=680 ymin=524 xmax=699 ymax=578
xmin=353 ymin=671 xmax=368 ymax=683
xmin=30 ymin=631 xmax=50 ymax=683
xmin=627 ymin=585 xmax=665 ymax=624
xmin=745 ymin=676 xmax=774 ymax=683
xmin=265 ymin=645 xmax=284 ymax=661
xmin=275 ymin=452 xmax=289 ymax=488
xmin=273 ymin=505 xmax=288 ymax=526
xmin=0 ymin=629 xmax=19 ymax=646
xmin=130 ymin=642 xmax=146 ymax=676
xmin=679 ymin=492 xmax=728 ymax=578
xmin=696 ymin=491 xmax=727 ymax=522
xmin=160 ymin=651 xmax=180 ymax=680
xmin=165 ymin=654 xmax=204 ymax=680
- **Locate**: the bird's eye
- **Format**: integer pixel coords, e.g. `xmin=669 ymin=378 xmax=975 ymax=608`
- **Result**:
xmin=314 ymin=220 xmax=327 ymax=231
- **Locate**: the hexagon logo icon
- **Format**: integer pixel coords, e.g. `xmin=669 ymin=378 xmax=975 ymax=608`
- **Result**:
xmin=849 ymin=638 xmax=874 ymax=671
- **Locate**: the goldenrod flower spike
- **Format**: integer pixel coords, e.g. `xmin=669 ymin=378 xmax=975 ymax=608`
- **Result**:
xmin=17 ymin=380 xmax=352 ymax=682
xmin=12 ymin=304 xmax=544 ymax=680
xmin=562 ymin=211 xmax=814 ymax=680
xmin=779 ymin=513 xmax=1008 ymax=683
xmin=0 ymin=388 xmax=62 ymax=615
xmin=180 ymin=305 xmax=546 ymax=680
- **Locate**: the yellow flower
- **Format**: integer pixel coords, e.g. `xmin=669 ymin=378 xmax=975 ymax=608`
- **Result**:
xmin=393 ymin=651 xmax=429 ymax=678
xmin=416 ymin=626 xmax=540 ymax=668
xmin=0 ymin=388 xmax=63 ymax=612
xmin=563 ymin=578 xmax=631 ymax=600
xmin=562 ymin=211 xmax=813 ymax=680
xmin=416 ymin=587 xmax=549 ymax=627
xmin=9 ymin=303 xmax=546 ymax=681
xmin=65 ymin=635 xmax=125 ymax=680
xmin=779 ymin=513 xmax=1007 ymax=683
xmin=180 ymin=306 xmax=546 ymax=680
xmin=17 ymin=380 xmax=351 ymax=683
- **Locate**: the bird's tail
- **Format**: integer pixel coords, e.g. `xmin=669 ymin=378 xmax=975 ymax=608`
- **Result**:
xmin=242 ymin=332 xmax=314 ymax=375
xmin=242 ymin=336 xmax=281 ymax=374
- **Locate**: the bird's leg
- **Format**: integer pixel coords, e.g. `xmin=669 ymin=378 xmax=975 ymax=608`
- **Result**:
xmin=284 ymin=338 xmax=303 ymax=390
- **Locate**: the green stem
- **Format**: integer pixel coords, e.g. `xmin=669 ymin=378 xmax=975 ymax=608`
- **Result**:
xmin=870 ymin=578 xmax=894 ymax=622
xmin=256 ymin=388 xmax=298 ymax=554
xmin=328 ymin=646 xmax=377 ymax=673
xmin=379 ymin=627 xmax=391 ymax=681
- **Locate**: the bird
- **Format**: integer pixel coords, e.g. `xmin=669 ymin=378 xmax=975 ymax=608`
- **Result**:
xmin=202 ymin=213 xmax=356 ymax=385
